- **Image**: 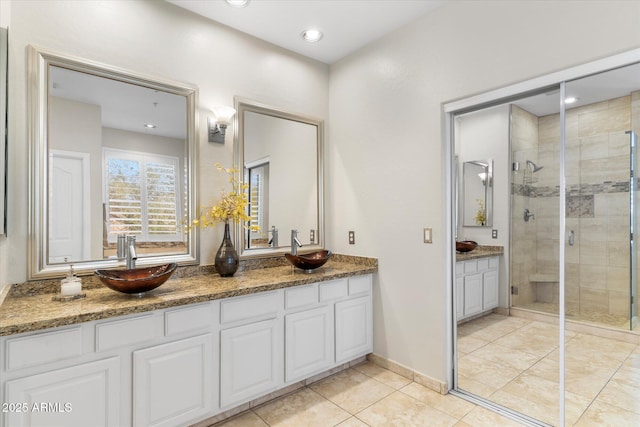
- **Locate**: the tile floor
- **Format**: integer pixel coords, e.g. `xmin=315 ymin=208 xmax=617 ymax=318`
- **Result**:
xmin=212 ymin=314 xmax=639 ymax=426
xmin=457 ymin=314 xmax=640 ymax=426
xmin=213 ymin=360 xmax=525 ymax=427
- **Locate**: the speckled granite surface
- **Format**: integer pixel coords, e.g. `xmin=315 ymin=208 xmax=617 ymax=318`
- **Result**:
xmin=455 ymin=245 xmax=503 ymax=261
xmin=0 ymin=255 xmax=377 ymax=337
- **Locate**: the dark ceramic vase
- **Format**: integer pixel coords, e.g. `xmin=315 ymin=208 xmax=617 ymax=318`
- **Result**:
xmin=215 ymin=221 xmax=239 ymax=277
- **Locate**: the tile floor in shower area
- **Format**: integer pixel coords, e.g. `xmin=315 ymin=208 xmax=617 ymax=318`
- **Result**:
xmin=212 ymin=313 xmax=639 ymax=427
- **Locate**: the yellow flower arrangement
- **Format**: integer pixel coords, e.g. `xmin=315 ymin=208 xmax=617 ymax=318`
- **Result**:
xmin=192 ymin=163 xmax=259 ymax=230
xmin=474 ymin=198 xmax=486 ymax=226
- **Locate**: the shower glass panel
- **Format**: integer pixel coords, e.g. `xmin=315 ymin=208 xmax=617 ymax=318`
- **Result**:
xmin=562 ymin=64 xmax=640 ymax=331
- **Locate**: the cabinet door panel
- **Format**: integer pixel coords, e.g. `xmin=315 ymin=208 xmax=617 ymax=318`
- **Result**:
xmin=463 ymin=273 xmax=483 ymax=317
xmin=285 ymin=305 xmax=332 ymax=382
xmin=220 ymin=319 xmax=280 ymax=408
xmin=483 ymin=270 xmax=499 ymax=310
xmin=133 ymin=334 xmax=213 ymax=427
xmin=335 ymin=296 xmax=372 ymax=363
xmin=5 ymin=357 xmax=120 ymax=427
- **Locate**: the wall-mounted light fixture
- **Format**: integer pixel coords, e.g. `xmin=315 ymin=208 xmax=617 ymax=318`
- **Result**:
xmin=208 ymin=106 xmax=236 ymax=144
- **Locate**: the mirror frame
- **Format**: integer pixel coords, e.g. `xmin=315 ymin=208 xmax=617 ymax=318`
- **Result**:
xmin=28 ymin=46 xmax=199 ymax=279
xmin=233 ymin=97 xmax=325 ymax=258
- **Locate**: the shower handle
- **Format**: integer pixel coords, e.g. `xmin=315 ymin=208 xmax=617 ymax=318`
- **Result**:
xmin=524 ymin=208 xmax=535 ymax=222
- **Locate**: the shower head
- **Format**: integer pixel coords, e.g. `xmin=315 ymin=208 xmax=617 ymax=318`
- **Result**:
xmin=526 ymin=160 xmax=543 ymax=173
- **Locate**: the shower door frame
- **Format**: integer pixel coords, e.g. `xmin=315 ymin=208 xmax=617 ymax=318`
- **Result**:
xmin=444 ymin=48 xmax=640 ymax=427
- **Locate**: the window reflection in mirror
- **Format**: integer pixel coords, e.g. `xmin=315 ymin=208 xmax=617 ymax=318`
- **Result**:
xmin=29 ymin=47 xmax=198 ymax=279
xmin=235 ymin=100 xmax=324 ymax=258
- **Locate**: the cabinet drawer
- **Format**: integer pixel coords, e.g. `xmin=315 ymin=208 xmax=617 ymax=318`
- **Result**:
xmin=319 ymin=279 xmax=348 ymax=302
xmin=463 ymin=261 xmax=477 ymax=274
xmin=165 ymin=303 xmax=215 ymax=336
xmin=96 ymin=314 xmax=157 ymax=351
xmin=5 ymin=327 xmax=82 ymax=371
xmin=477 ymin=258 xmax=489 ymax=271
xmin=285 ymin=284 xmax=318 ymax=310
xmin=489 ymin=256 xmax=499 ymax=269
xmin=455 ymin=262 xmax=464 ymax=277
xmin=348 ymin=275 xmax=371 ymax=296
xmin=220 ymin=291 xmax=279 ymax=325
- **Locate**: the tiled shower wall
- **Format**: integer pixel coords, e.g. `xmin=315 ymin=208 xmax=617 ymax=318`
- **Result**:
xmin=511 ymin=92 xmax=639 ymax=321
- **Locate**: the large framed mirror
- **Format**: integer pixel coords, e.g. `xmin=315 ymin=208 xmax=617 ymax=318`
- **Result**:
xmin=28 ymin=46 xmax=199 ymax=279
xmin=0 ymin=27 xmax=7 ymax=236
xmin=462 ymin=159 xmax=493 ymax=227
xmin=234 ymin=98 xmax=324 ymax=258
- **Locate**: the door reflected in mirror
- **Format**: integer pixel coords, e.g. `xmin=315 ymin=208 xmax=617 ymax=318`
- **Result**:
xmin=235 ymin=99 xmax=324 ymax=258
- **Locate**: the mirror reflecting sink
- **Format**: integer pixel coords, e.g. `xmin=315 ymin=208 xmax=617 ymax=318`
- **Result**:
xmin=285 ymin=250 xmax=332 ymax=273
xmin=95 ymin=263 xmax=177 ymax=295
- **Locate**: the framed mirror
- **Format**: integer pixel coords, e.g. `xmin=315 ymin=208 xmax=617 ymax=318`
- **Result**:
xmin=462 ymin=159 xmax=493 ymax=227
xmin=234 ymin=98 xmax=324 ymax=258
xmin=0 ymin=27 xmax=7 ymax=236
xmin=28 ymin=46 xmax=199 ymax=279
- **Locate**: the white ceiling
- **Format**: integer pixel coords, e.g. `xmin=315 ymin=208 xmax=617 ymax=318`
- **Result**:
xmin=167 ymin=0 xmax=446 ymax=64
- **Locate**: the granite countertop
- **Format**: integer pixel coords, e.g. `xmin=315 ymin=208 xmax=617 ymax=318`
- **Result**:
xmin=0 ymin=255 xmax=377 ymax=337
xmin=455 ymin=245 xmax=503 ymax=261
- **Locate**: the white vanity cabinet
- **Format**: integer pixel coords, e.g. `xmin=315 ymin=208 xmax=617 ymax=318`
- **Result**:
xmin=0 ymin=273 xmax=374 ymax=427
xmin=456 ymin=256 xmax=499 ymax=321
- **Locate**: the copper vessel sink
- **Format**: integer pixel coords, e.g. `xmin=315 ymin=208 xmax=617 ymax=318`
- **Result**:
xmin=456 ymin=240 xmax=478 ymax=253
xmin=95 ymin=263 xmax=177 ymax=295
xmin=285 ymin=250 xmax=332 ymax=273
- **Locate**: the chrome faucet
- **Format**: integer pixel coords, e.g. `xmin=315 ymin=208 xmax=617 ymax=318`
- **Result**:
xmin=127 ymin=235 xmax=137 ymax=269
xmin=291 ymin=229 xmax=302 ymax=256
xmin=268 ymin=226 xmax=278 ymax=247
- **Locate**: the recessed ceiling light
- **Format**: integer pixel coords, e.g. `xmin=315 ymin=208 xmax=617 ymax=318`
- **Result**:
xmin=144 ymin=124 xmax=157 ymax=129
xmin=564 ymin=96 xmax=578 ymax=104
xmin=301 ymin=29 xmax=323 ymax=43
xmin=226 ymin=0 xmax=250 ymax=8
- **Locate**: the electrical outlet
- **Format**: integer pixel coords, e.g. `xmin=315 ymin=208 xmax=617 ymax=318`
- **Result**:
xmin=348 ymin=231 xmax=355 ymax=244
xmin=310 ymin=229 xmax=315 ymax=243
xmin=492 ymin=229 xmax=498 ymax=239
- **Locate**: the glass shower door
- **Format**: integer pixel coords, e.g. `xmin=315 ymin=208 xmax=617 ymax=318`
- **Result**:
xmin=630 ymin=129 xmax=638 ymax=330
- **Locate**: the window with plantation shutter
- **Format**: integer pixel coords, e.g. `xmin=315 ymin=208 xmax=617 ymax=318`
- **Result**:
xmin=104 ymin=148 xmax=182 ymax=243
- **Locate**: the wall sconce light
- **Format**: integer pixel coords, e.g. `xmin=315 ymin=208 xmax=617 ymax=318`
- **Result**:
xmin=208 ymin=106 xmax=236 ymax=144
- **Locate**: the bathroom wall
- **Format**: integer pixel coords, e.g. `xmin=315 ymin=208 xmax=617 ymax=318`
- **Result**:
xmin=329 ymin=0 xmax=640 ymax=382
xmin=454 ymin=104 xmax=510 ymax=309
xmin=0 ymin=0 xmax=329 ymax=287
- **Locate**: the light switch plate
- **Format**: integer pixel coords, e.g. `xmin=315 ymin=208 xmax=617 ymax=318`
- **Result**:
xmin=423 ymin=227 xmax=432 ymax=243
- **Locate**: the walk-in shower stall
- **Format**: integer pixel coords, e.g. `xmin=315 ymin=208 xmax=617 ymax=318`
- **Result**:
xmin=510 ymin=68 xmax=640 ymax=331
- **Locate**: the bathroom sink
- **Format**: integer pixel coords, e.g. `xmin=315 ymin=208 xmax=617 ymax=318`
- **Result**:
xmin=285 ymin=250 xmax=332 ymax=273
xmin=95 ymin=263 xmax=177 ymax=295
xmin=456 ymin=240 xmax=478 ymax=253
